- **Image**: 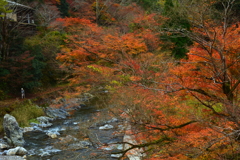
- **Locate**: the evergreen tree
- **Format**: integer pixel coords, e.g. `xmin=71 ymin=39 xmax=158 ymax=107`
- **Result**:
xmin=56 ymin=0 xmax=70 ymax=18
xmin=161 ymin=0 xmax=192 ymax=59
xmin=163 ymin=0 xmax=173 ymax=15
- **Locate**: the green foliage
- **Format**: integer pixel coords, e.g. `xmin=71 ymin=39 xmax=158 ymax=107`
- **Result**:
xmin=0 ymin=22 xmax=67 ymax=94
xmin=0 ymin=68 xmax=10 ymax=77
xmin=31 ymin=46 xmax=45 ymax=78
xmin=105 ymin=85 xmax=116 ymax=92
xmin=29 ymin=118 xmax=40 ymax=124
xmin=0 ymin=77 xmax=11 ymax=95
xmin=0 ymin=30 xmax=38 ymax=93
xmin=129 ymin=23 xmax=142 ymax=32
xmin=0 ymin=100 xmax=44 ymax=132
xmin=24 ymin=31 xmax=66 ymax=88
xmin=163 ymin=0 xmax=174 ymax=15
xmin=133 ymin=0 xmax=161 ymax=11
xmin=110 ymin=80 xmax=122 ymax=86
xmin=116 ymin=74 xmax=131 ymax=85
xmin=169 ymin=35 xmax=192 ymax=59
xmin=22 ymin=45 xmax=46 ymax=90
xmin=0 ymin=44 xmax=45 ymax=92
xmin=161 ymin=0 xmax=192 ymax=58
xmin=57 ymin=0 xmax=70 ymax=18
xmin=11 ymin=100 xmax=44 ymax=127
xmin=9 ymin=32 xmax=26 ymax=55
xmin=87 ymin=65 xmax=102 ymax=73
xmin=25 ymin=31 xmax=66 ymax=52
xmin=0 ymin=0 xmax=12 ymax=16
xmin=0 ymin=89 xmax=8 ymax=100
xmin=0 ymin=81 xmax=10 ymax=100
xmin=0 ymin=52 xmax=33 ymax=93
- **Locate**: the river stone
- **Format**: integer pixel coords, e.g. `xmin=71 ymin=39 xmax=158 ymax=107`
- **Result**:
xmin=111 ymin=153 xmax=122 ymax=158
xmin=107 ymin=117 xmax=118 ymax=123
xmin=37 ymin=116 xmax=53 ymax=124
xmin=45 ymin=108 xmax=69 ymax=119
xmin=0 ymin=155 xmax=25 ymax=160
xmin=3 ymin=114 xmax=25 ymax=147
xmin=16 ymin=147 xmax=27 ymax=155
xmin=31 ymin=126 xmax=42 ymax=131
xmin=23 ymin=127 xmax=34 ymax=133
xmin=40 ymin=122 xmax=53 ymax=128
xmin=101 ymin=143 xmax=123 ymax=151
xmin=67 ymin=141 xmax=92 ymax=150
xmin=0 ymin=142 xmax=10 ymax=149
xmin=38 ymin=146 xmax=61 ymax=157
xmin=46 ymin=131 xmax=60 ymax=138
xmin=36 ymin=116 xmax=53 ymax=127
xmin=81 ymin=93 xmax=94 ymax=99
xmin=39 ymin=151 xmax=50 ymax=157
xmin=7 ymin=147 xmax=18 ymax=155
xmin=123 ymin=122 xmax=145 ymax=160
xmin=6 ymin=147 xmax=27 ymax=156
xmin=99 ymin=124 xmax=114 ymax=130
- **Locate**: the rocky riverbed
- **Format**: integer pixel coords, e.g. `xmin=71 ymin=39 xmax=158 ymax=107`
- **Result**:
xmin=0 ymin=92 xmax=141 ymax=160
xmin=0 ymin=92 xmax=145 ymax=160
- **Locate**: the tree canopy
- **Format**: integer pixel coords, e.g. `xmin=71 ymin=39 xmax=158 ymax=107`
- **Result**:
xmin=1 ymin=0 xmax=240 ymax=159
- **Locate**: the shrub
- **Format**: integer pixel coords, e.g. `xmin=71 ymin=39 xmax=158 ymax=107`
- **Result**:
xmin=11 ymin=100 xmax=45 ymax=127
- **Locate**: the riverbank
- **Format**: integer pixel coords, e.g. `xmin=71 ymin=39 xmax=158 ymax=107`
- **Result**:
xmin=0 ymin=90 xmax=131 ymax=159
xmin=0 ymin=85 xmax=145 ymax=159
xmin=0 ymin=85 xmax=79 ymax=135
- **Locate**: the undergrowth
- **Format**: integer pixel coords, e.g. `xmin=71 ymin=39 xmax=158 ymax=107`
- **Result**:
xmin=0 ymin=99 xmax=45 ymax=133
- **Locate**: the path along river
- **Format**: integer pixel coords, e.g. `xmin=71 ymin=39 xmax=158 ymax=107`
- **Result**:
xmin=23 ymin=97 xmax=126 ymax=160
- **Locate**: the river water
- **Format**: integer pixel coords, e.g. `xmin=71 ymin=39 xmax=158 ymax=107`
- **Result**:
xmin=23 ymin=98 xmax=125 ymax=160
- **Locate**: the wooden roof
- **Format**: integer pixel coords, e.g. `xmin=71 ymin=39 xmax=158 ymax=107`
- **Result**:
xmin=6 ymin=0 xmax=34 ymax=10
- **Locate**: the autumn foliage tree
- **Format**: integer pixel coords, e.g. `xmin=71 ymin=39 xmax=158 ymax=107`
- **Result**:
xmin=53 ymin=0 xmax=240 ymax=159
xmin=121 ymin=0 xmax=240 ymax=159
xmin=55 ymin=10 xmax=161 ymax=84
xmin=55 ymin=10 xmax=196 ymax=160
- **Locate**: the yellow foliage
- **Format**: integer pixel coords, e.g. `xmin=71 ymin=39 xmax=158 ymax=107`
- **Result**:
xmin=87 ymin=65 xmax=102 ymax=73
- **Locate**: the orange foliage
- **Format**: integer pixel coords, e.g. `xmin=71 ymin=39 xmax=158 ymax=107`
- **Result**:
xmin=53 ymin=1 xmax=240 ymax=159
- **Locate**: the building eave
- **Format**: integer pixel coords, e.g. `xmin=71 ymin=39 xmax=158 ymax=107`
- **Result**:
xmin=6 ymin=0 xmax=34 ymax=10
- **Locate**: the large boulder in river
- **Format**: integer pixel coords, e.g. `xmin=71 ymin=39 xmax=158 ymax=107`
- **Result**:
xmin=45 ymin=108 xmax=69 ymax=119
xmin=3 ymin=114 xmax=25 ymax=147
xmin=6 ymin=146 xmax=27 ymax=156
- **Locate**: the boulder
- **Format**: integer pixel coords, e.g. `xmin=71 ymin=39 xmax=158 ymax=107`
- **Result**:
xmin=123 ymin=121 xmax=145 ymax=160
xmin=45 ymin=108 xmax=69 ymax=119
xmin=67 ymin=141 xmax=92 ymax=150
xmin=38 ymin=146 xmax=61 ymax=157
xmin=6 ymin=147 xmax=27 ymax=156
xmin=39 ymin=151 xmax=50 ymax=157
xmin=111 ymin=153 xmax=122 ymax=158
xmin=37 ymin=116 xmax=53 ymax=124
xmin=101 ymin=144 xmax=123 ymax=151
xmin=46 ymin=130 xmax=60 ymax=139
xmin=107 ymin=117 xmax=118 ymax=123
xmin=36 ymin=116 xmax=54 ymax=128
xmin=99 ymin=124 xmax=114 ymax=130
xmin=3 ymin=114 xmax=25 ymax=147
xmin=56 ymin=135 xmax=91 ymax=150
xmin=0 ymin=143 xmax=10 ymax=149
xmin=23 ymin=127 xmax=34 ymax=133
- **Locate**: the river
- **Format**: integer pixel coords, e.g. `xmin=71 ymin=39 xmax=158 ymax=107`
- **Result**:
xmin=23 ymin=97 xmax=125 ymax=160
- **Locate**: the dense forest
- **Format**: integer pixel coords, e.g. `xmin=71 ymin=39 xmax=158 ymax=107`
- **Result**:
xmin=1 ymin=0 xmax=240 ymax=159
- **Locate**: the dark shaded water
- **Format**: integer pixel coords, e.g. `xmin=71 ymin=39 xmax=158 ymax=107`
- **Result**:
xmin=24 ymin=100 xmax=124 ymax=160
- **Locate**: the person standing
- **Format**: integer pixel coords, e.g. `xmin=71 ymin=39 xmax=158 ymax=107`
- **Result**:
xmin=21 ymin=88 xmax=25 ymax=99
